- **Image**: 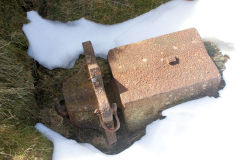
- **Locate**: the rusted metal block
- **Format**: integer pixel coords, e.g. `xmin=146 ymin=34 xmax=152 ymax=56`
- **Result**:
xmin=108 ymin=28 xmax=221 ymax=131
xmin=62 ymin=66 xmax=101 ymax=130
xmin=63 ymin=41 xmax=120 ymax=145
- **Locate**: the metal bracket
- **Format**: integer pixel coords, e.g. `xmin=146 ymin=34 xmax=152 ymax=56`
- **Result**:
xmin=94 ymin=103 xmax=120 ymax=133
xmin=83 ymin=41 xmax=120 ymax=145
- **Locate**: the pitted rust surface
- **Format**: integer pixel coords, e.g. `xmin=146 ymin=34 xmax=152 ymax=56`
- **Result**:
xmin=62 ymin=41 xmax=120 ymax=145
xmin=108 ymin=28 xmax=221 ymax=131
xmin=83 ymin=41 xmax=119 ymax=145
xmin=62 ymin=69 xmax=101 ymax=130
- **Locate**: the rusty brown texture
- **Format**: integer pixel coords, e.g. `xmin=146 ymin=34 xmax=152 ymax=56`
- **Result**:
xmin=83 ymin=41 xmax=119 ymax=145
xmin=62 ymin=68 xmax=101 ymax=130
xmin=62 ymin=41 xmax=120 ymax=145
xmin=108 ymin=28 xmax=221 ymax=131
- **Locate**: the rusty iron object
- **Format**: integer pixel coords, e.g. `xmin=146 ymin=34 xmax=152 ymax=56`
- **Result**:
xmin=108 ymin=28 xmax=221 ymax=131
xmin=58 ymin=28 xmax=222 ymax=145
xmin=62 ymin=67 xmax=102 ymax=130
xmin=83 ymin=41 xmax=120 ymax=145
xmin=61 ymin=42 xmax=120 ymax=145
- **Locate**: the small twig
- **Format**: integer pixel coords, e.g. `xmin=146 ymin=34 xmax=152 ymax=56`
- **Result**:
xmin=24 ymin=144 xmax=36 ymax=153
xmin=0 ymin=151 xmax=11 ymax=157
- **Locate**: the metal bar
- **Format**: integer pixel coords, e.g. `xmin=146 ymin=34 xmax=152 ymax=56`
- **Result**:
xmin=82 ymin=41 xmax=118 ymax=145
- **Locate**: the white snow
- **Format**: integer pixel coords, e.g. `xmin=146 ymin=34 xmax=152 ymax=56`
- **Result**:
xmin=24 ymin=0 xmax=240 ymax=159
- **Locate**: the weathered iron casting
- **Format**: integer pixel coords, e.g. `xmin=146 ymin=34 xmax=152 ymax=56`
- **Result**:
xmin=108 ymin=28 xmax=221 ymax=131
xmin=62 ymin=41 xmax=120 ymax=145
xmin=83 ymin=41 xmax=120 ymax=145
xmin=58 ymin=28 xmax=221 ymax=144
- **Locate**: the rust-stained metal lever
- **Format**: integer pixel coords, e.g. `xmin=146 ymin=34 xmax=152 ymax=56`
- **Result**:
xmin=94 ymin=103 xmax=120 ymax=133
xmin=83 ymin=41 xmax=120 ymax=145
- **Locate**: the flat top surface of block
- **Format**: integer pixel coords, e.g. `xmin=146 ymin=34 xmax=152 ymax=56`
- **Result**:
xmin=108 ymin=28 xmax=220 ymax=105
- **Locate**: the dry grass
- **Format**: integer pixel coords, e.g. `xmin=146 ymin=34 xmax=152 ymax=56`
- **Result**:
xmin=0 ymin=0 xmax=170 ymax=159
xmin=45 ymin=0 xmax=170 ymax=23
xmin=0 ymin=39 xmax=53 ymax=160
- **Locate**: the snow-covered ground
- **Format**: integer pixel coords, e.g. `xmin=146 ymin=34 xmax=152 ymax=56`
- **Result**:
xmin=23 ymin=0 xmax=240 ymax=159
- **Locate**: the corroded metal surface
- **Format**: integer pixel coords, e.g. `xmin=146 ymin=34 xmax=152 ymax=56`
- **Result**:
xmin=83 ymin=41 xmax=120 ymax=145
xmin=62 ymin=42 xmax=120 ymax=145
xmin=108 ymin=28 xmax=221 ymax=131
xmin=62 ymin=69 xmax=101 ymax=130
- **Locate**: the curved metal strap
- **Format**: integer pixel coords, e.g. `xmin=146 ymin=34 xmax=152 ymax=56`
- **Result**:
xmin=95 ymin=103 xmax=120 ymax=133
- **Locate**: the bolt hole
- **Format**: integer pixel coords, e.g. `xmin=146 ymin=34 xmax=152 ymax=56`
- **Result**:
xmin=169 ymin=57 xmax=179 ymax=65
xmin=59 ymin=99 xmax=65 ymax=105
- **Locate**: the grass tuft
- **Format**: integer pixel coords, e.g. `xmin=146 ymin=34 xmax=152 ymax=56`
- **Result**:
xmin=0 ymin=39 xmax=53 ymax=159
xmin=45 ymin=0 xmax=170 ymax=24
